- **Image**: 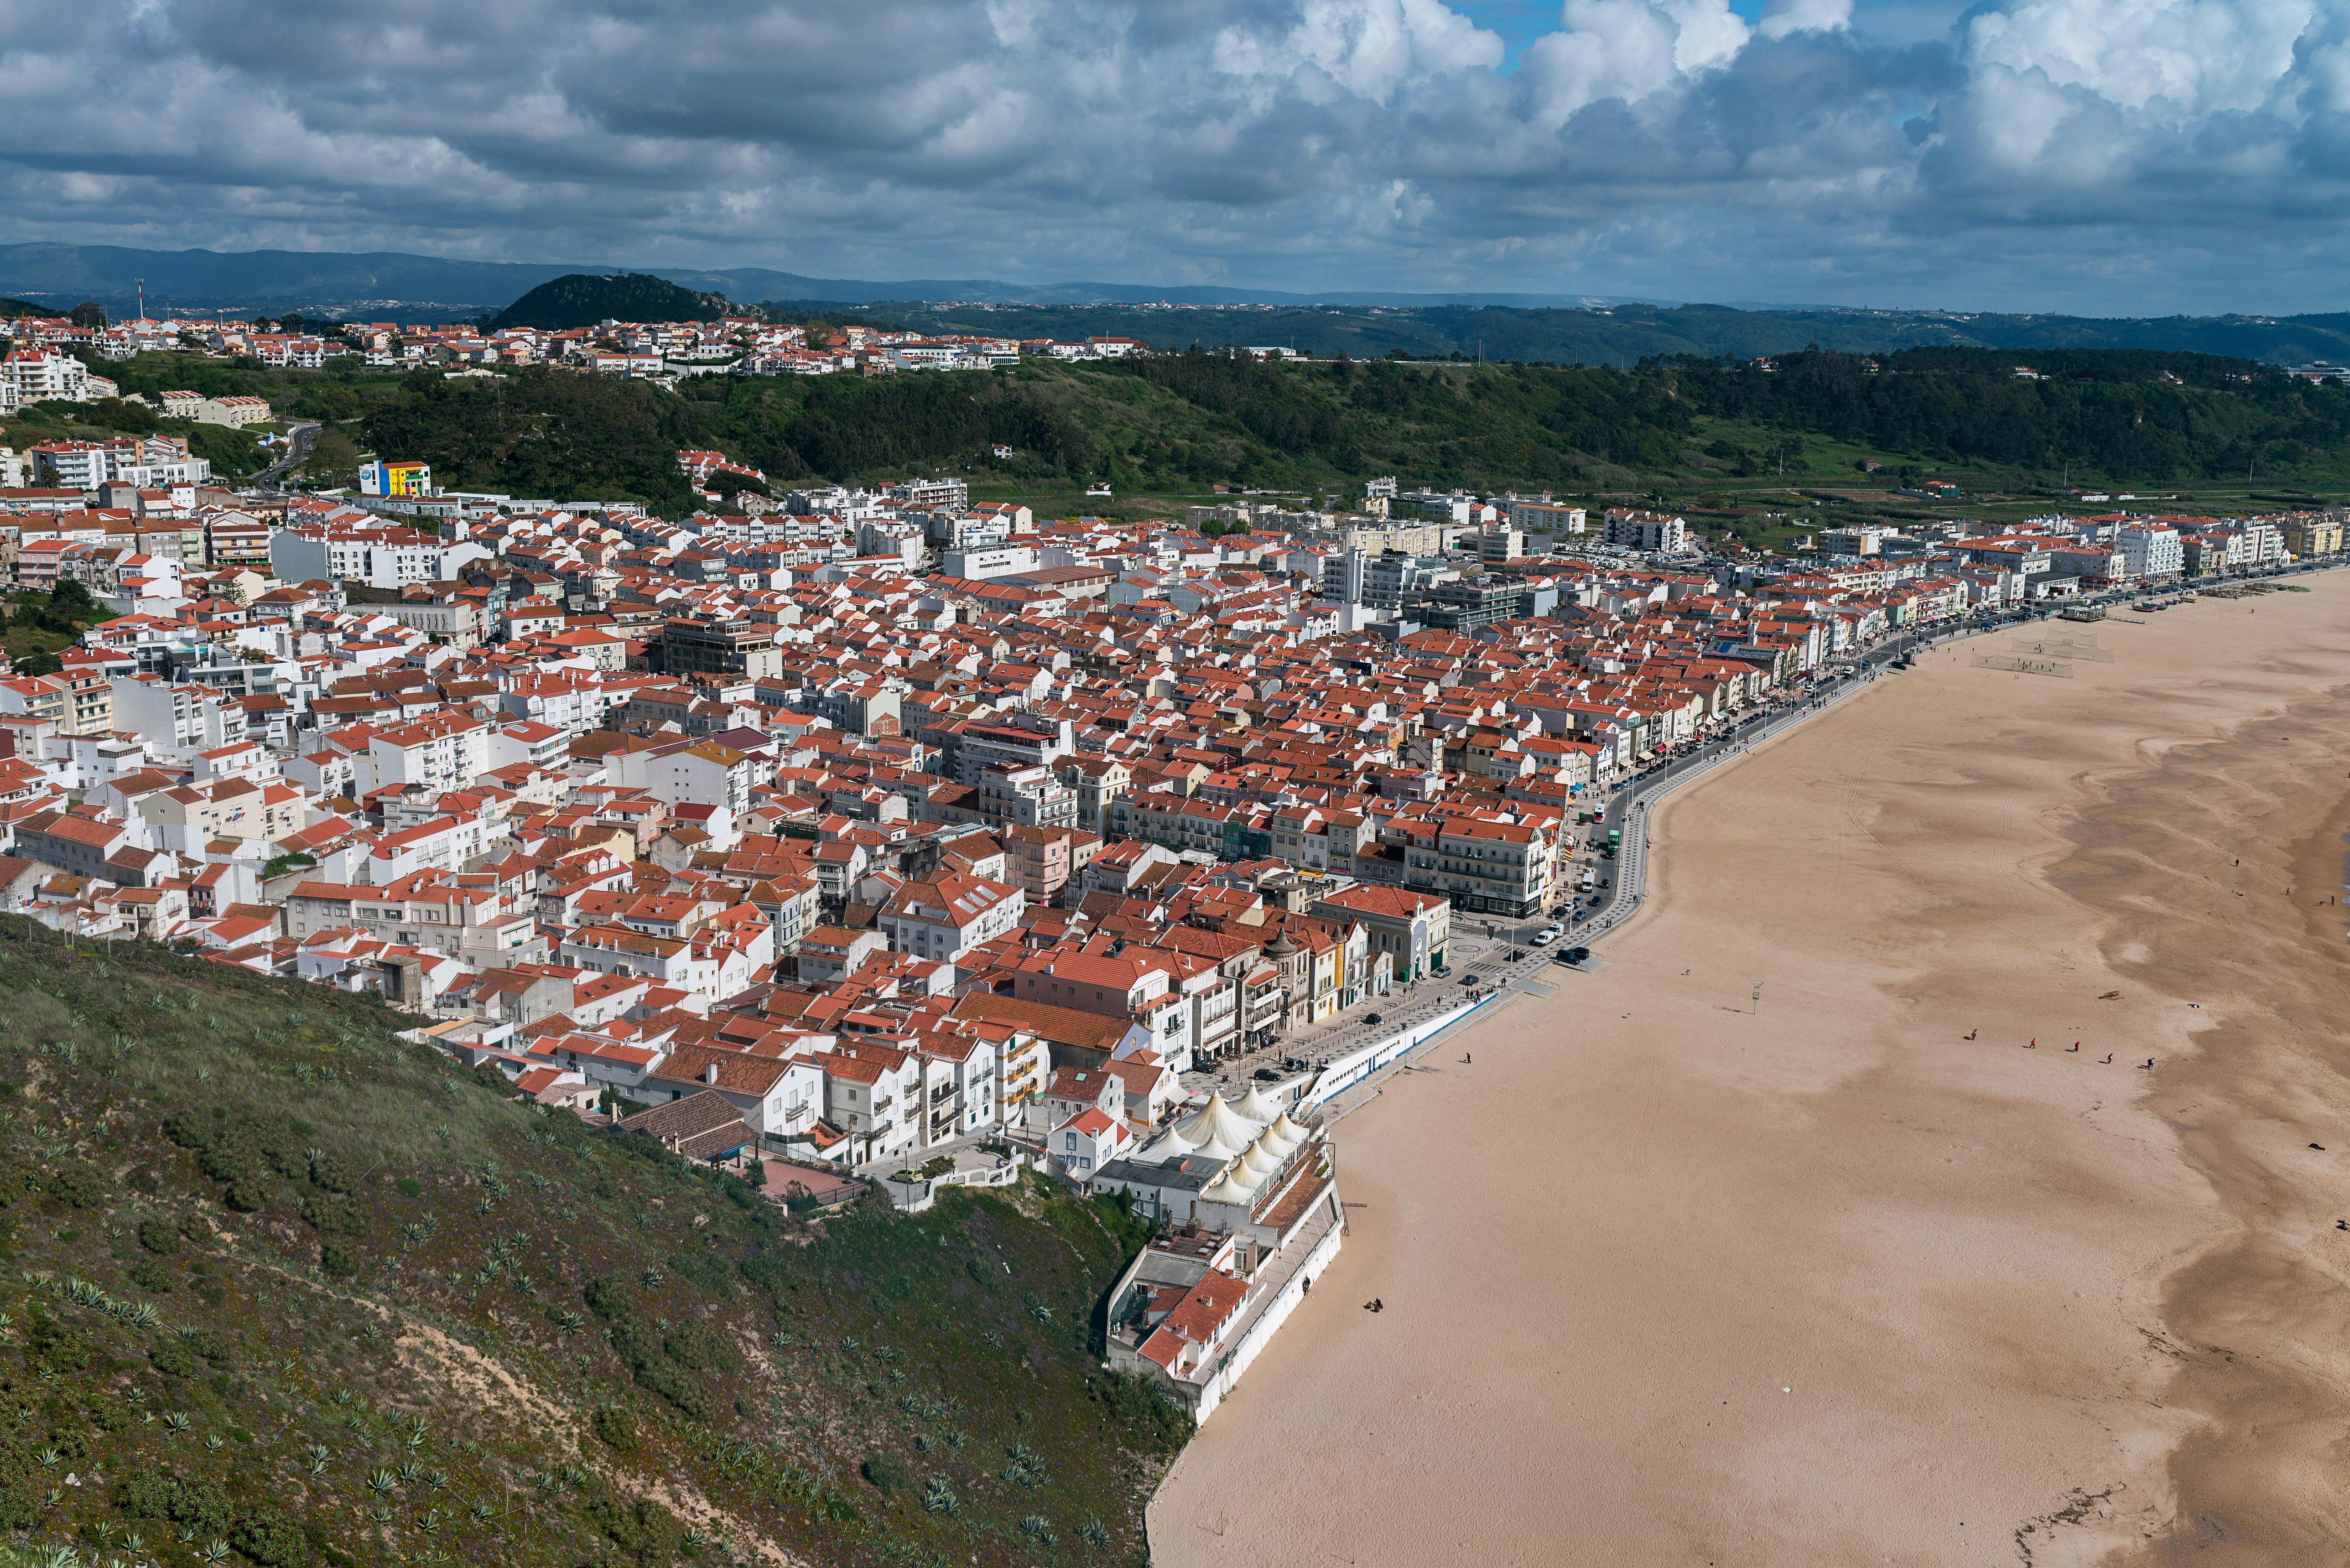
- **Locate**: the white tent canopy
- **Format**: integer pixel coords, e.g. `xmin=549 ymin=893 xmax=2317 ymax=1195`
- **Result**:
xmin=1230 ymin=1084 xmax=1281 ymax=1123
xmin=1198 ymin=1171 xmax=1254 ymax=1206
xmin=1177 ymin=1093 xmax=1261 ymax=1149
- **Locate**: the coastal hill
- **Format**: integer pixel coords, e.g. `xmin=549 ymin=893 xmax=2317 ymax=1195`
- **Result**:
xmin=0 ymin=918 xmax=1182 ymax=1566
xmin=346 ymin=347 xmax=2350 ymax=505
xmin=486 ymin=273 xmax=734 ymax=333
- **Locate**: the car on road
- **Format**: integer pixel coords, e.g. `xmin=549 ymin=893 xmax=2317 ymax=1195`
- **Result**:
xmin=1363 ymin=1012 xmax=1382 ymax=1026
xmin=1567 ymin=946 xmax=1590 ymax=962
xmin=1531 ymin=931 xmax=1556 ymax=945
xmin=1430 ymin=965 xmax=1451 ymax=978
xmin=1540 ymin=924 xmax=1564 ymax=939
xmin=1251 ymin=1067 xmax=1284 ymax=1082
xmin=1461 ymin=973 xmax=1481 ymax=986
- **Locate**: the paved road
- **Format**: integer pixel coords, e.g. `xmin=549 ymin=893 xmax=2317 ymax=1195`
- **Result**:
xmin=252 ymin=421 xmax=322 ymax=492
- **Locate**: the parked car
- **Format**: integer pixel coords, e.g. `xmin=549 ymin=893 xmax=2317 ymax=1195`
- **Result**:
xmin=1252 ymin=1067 xmax=1283 ymax=1082
xmin=1532 ymin=932 xmax=1556 ymax=946
xmin=1461 ymin=973 xmax=1481 ymax=986
xmin=1567 ymin=946 xmax=1590 ymax=962
xmin=1363 ymin=1012 xmax=1382 ymax=1026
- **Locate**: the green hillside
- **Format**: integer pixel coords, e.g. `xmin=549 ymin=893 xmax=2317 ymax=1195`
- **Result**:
xmin=348 ymin=347 xmax=2350 ymax=509
xmin=362 ymin=371 xmax=712 ymax=510
xmin=489 ymin=275 xmax=733 ymax=333
xmin=785 ymin=300 xmax=2350 ymax=371
xmin=1660 ymin=347 xmax=2350 ymax=483
xmin=0 ymin=918 xmax=1178 ymax=1568
xmin=57 ymin=340 xmax=2350 ymax=515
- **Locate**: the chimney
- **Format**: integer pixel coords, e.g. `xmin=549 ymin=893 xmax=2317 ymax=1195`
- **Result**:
xmin=702 ymin=1062 xmax=719 ymax=1085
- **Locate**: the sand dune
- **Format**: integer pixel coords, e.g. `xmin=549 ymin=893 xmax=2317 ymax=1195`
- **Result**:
xmin=1150 ymin=579 xmax=2350 ymax=1566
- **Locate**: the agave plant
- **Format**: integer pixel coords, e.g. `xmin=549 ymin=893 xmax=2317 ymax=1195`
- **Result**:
xmin=199 ymin=1543 xmax=231 ymax=1565
xmin=368 ymin=1468 xmax=398 ymax=1497
xmin=1078 ymin=1516 xmax=1111 ymax=1545
xmin=468 ymin=1502 xmax=496 ymax=1525
xmin=162 ymin=1411 xmax=190 ymax=1433
xmin=921 ymin=1476 xmax=959 ymax=1516
xmin=203 ymin=1433 xmax=224 ymax=1451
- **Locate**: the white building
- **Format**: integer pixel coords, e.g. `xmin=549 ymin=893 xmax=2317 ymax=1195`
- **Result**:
xmin=1601 ymin=509 xmax=1690 ymax=552
xmin=2118 ymin=524 xmax=2183 ymax=579
xmin=2 ymin=350 xmax=90 ymax=407
xmin=877 ymin=873 xmax=1024 ymax=964
xmin=268 ymin=524 xmax=491 ymax=589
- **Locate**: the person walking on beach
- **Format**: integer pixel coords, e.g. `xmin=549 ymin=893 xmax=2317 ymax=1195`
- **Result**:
xmin=2101 ymin=1053 xmax=2113 ymax=1064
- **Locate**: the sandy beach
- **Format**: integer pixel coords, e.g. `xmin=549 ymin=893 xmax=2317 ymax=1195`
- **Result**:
xmin=1150 ymin=576 xmax=2350 ymax=1566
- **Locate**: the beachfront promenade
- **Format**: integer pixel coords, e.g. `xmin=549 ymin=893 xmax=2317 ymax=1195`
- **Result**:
xmin=1198 ymin=558 xmax=2346 ymax=1126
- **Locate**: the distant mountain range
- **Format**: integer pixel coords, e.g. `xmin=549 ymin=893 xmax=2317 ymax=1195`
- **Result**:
xmin=2 ymin=241 xmax=2346 ymax=368
xmin=0 ymin=242 xmax=1651 ymax=315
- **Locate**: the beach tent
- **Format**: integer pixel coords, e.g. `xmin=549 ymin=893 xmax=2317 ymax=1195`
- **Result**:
xmin=1230 ymin=1084 xmax=1282 ymax=1123
xmin=1176 ymin=1093 xmax=1260 ymax=1149
xmin=1250 ymin=1123 xmax=1306 ymax=1161
xmin=1198 ymin=1170 xmax=1255 ymax=1207
xmin=1189 ymin=1130 xmax=1243 ymax=1163
xmin=1137 ymin=1123 xmax=1198 ymax=1164
xmin=1266 ymin=1111 xmax=1310 ymax=1148
xmin=1240 ymin=1134 xmax=1284 ymax=1178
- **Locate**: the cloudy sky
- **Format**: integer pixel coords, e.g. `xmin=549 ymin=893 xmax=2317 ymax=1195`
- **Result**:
xmin=6 ymin=0 xmax=2346 ymax=312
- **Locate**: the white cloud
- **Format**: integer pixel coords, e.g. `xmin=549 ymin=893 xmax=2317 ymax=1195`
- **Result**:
xmin=0 ymin=0 xmax=2347 ymax=311
xmin=1760 ymin=0 xmax=1853 ymax=40
xmin=1965 ymin=0 xmax=2315 ymax=114
xmin=1213 ymin=0 xmax=1503 ymax=102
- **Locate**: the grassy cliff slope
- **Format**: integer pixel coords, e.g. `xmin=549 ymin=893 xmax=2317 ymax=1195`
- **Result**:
xmin=0 ymin=918 xmax=1180 ymax=1568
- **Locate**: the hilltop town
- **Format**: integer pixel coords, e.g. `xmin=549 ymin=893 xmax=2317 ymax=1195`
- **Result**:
xmin=0 ymin=304 xmax=2337 ymax=1418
